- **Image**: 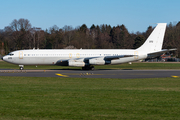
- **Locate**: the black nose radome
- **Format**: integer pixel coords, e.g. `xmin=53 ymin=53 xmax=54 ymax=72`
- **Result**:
xmin=1 ymin=57 xmax=3 ymax=60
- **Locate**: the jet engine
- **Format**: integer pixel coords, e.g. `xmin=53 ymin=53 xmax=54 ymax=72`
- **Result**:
xmin=68 ymin=61 xmax=85 ymax=67
xmin=89 ymin=58 xmax=106 ymax=65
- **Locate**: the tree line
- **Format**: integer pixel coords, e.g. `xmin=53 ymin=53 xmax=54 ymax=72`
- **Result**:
xmin=0 ymin=18 xmax=179 ymax=57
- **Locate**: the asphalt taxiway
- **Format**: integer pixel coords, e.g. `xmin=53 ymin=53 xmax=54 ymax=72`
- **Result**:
xmin=0 ymin=69 xmax=180 ymax=79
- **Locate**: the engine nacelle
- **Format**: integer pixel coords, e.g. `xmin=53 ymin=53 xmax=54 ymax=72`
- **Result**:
xmin=89 ymin=59 xmax=105 ymax=65
xmin=68 ymin=61 xmax=85 ymax=67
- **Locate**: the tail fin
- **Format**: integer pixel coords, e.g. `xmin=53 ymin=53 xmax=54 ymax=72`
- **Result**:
xmin=136 ymin=23 xmax=167 ymax=53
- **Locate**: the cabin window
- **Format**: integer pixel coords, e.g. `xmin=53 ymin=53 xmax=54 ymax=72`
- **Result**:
xmin=149 ymin=40 xmax=153 ymax=43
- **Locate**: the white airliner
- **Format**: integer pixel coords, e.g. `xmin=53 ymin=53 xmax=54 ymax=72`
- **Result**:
xmin=2 ymin=23 xmax=176 ymax=70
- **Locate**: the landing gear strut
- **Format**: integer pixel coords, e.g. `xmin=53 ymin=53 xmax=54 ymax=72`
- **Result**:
xmin=82 ymin=65 xmax=95 ymax=70
xmin=19 ymin=65 xmax=24 ymax=70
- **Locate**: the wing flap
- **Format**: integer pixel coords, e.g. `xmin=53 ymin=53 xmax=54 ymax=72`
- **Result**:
xmin=104 ymin=55 xmax=136 ymax=60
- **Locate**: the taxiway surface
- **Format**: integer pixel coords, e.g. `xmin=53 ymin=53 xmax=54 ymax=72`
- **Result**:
xmin=0 ymin=69 xmax=180 ymax=79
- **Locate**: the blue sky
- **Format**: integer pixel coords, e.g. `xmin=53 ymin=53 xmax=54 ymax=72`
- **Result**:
xmin=0 ymin=0 xmax=180 ymax=32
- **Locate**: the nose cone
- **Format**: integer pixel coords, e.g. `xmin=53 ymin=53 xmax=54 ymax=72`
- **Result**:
xmin=1 ymin=57 xmax=3 ymax=60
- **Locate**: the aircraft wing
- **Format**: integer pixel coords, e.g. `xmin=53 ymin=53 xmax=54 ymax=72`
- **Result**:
xmin=83 ymin=55 xmax=136 ymax=61
xmin=147 ymin=48 xmax=177 ymax=58
xmin=56 ymin=55 xmax=136 ymax=65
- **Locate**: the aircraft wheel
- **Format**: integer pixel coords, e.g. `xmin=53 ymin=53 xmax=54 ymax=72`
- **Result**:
xmin=90 ymin=66 xmax=95 ymax=70
xmin=82 ymin=66 xmax=89 ymax=70
xmin=82 ymin=67 xmax=86 ymax=70
xmin=82 ymin=65 xmax=95 ymax=70
xmin=19 ymin=67 xmax=24 ymax=70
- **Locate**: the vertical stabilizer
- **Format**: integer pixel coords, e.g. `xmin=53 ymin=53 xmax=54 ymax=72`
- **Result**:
xmin=136 ymin=23 xmax=167 ymax=53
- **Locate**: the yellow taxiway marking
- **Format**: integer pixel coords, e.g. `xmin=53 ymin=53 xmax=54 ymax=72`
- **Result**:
xmin=171 ymin=76 xmax=179 ymax=78
xmin=55 ymin=73 xmax=69 ymax=77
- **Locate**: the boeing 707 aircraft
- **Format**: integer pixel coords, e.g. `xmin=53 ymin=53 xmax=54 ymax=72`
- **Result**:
xmin=1 ymin=23 xmax=176 ymax=70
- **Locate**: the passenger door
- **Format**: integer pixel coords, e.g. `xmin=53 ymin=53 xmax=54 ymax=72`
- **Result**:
xmin=19 ymin=51 xmax=23 ymax=59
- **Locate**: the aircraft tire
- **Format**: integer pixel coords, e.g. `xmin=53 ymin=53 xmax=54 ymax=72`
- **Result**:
xmin=90 ymin=66 xmax=95 ymax=70
xmin=19 ymin=67 xmax=24 ymax=70
xmin=82 ymin=65 xmax=95 ymax=70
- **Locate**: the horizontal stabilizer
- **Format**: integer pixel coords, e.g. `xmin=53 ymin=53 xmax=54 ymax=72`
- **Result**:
xmin=147 ymin=48 xmax=177 ymax=58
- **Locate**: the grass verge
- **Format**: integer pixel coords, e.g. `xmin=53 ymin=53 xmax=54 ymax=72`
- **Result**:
xmin=0 ymin=76 xmax=180 ymax=119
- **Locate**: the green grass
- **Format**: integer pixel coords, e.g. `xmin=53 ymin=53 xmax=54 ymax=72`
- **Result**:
xmin=0 ymin=76 xmax=180 ymax=119
xmin=1 ymin=60 xmax=180 ymax=70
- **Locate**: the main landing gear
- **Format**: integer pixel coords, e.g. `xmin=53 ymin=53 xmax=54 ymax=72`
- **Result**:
xmin=19 ymin=65 xmax=24 ymax=70
xmin=82 ymin=65 xmax=95 ymax=70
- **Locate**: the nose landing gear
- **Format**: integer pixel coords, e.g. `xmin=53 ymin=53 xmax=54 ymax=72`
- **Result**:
xmin=19 ymin=65 xmax=24 ymax=70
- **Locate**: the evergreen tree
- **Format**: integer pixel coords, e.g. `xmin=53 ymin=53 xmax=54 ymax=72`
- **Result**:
xmin=133 ymin=35 xmax=145 ymax=49
xmin=90 ymin=24 xmax=95 ymax=30
xmin=79 ymin=24 xmax=87 ymax=33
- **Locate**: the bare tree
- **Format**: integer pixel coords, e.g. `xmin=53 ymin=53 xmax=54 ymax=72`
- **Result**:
xmin=63 ymin=25 xmax=74 ymax=46
xmin=7 ymin=18 xmax=32 ymax=49
xmin=18 ymin=18 xmax=31 ymax=31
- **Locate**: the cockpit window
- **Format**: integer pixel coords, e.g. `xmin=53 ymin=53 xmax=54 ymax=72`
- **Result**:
xmin=8 ymin=53 xmax=14 ymax=56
